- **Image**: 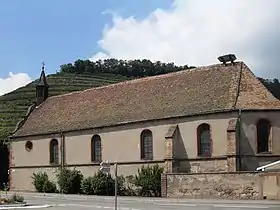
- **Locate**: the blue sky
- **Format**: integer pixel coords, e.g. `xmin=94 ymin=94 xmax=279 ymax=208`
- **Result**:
xmin=0 ymin=0 xmax=172 ymax=79
xmin=0 ymin=0 xmax=280 ymax=95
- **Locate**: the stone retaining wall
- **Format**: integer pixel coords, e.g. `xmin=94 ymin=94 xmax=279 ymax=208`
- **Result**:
xmin=162 ymin=172 xmax=280 ymax=200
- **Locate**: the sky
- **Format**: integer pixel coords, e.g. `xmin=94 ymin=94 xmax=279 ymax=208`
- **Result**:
xmin=0 ymin=0 xmax=280 ymax=96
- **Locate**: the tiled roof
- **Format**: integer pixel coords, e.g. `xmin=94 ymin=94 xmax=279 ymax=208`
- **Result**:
xmin=12 ymin=61 xmax=280 ymax=137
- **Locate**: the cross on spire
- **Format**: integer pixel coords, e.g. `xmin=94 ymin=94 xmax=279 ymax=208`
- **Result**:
xmin=42 ymin=61 xmax=45 ymax=71
xmin=37 ymin=61 xmax=48 ymax=87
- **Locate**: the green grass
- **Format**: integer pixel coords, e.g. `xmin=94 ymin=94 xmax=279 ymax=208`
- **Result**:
xmin=0 ymin=72 xmax=130 ymax=142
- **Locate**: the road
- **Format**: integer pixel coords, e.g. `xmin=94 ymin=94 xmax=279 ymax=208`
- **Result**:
xmin=1 ymin=192 xmax=280 ymax=210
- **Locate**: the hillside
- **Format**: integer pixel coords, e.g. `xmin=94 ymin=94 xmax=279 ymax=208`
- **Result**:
xmin=0 ymin=72 xmax=129 ymax=143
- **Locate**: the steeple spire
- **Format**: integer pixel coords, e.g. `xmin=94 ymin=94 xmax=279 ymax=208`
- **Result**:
xmin=36 ymin=61 xmax=49 ymax=106
xmin=37 ymin=61 xmax=48 ymax=87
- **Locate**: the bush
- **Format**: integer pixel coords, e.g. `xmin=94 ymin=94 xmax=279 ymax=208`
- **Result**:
xmin=123 ymin=175 xmax=137 ymax=196
xmin=0 ymin=193 xmax=24 ymax=203
xmin=32 ymin=172 xmax=57 ymax=193
xmin=1 ymin=193 xmax=25 ymax=204
xmin=81 ymin=176 xmax=95 ymax=195
xmin=32 ymin=165 xmax=163 ymax=197
xmin=133 ymin=164 xmax=164 ymax=197
xmin=81 ymin=171 xmax=114 ymax=195
xmin=43 ymin=180 xmax=57 ymax=193
xmin=56 ymin=168 xmax=83 ymax=194
xmin=115 ymin=175 xmax=126 ymax=196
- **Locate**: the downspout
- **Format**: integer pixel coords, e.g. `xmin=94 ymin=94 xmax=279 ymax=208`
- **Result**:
xmin=233 ymin=62 xmax=243 ymax=171
xmin=237 ymin=109 xmax=242 ymax=171
xmin=60 ymin=131 xmax=65 ymax=168
xmin=59 ymin=130 xmax=65 ymax=194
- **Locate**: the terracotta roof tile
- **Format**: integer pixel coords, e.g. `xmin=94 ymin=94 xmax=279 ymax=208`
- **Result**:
xmin=12 ymin=61 xmax=280 ymax=137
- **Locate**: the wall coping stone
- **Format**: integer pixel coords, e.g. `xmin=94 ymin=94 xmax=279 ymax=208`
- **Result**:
xmin=166 ymin=171 xmax=280 ymax=176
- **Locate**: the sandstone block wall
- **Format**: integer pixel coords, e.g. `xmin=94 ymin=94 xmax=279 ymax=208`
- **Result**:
xmin=165 ymin=172 xmax=263 ymax=200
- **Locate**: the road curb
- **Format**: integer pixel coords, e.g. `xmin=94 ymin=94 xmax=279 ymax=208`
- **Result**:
xmin=0 ymin=204 xmax=53 ymax=209
xmin=0 ymin=204 xmax=28 ymax=208
xmin=2 ymin=191 xmax=280 ymax=206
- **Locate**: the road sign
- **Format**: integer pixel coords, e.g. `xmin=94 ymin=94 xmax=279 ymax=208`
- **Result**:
xmin=99 ymin=161 xmax=118 ymax=210
xmin=100 ymin=161 xmax=110 ymax=173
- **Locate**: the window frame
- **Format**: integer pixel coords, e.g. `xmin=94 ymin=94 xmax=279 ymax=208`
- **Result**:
xmin=256 ymin=118 xmax=271 ymax=154
xmin=25 ymin=141 xmax=33 ymax=152
xmin=197 ymin=123 xmax=212 ymax=157
xmin=91 ymin=134 xmax=102 ymax=163
xmin=49 ymin=139 xmax=59 ymax=165
xmin=140 ymin=129 xmax=153 ymax=160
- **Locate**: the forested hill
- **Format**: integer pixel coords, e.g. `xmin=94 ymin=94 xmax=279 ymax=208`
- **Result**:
xmin=59 ymin=58 xmax=194 ymax=77
xmin=0 ymin=58 xmax=280 ymax=144
xmin=258 ymin=77 xmax=280 ymax=99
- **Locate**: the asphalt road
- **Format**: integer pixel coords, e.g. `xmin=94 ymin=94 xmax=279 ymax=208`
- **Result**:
xmin=2 ymin=192 xmax=280 ymax=210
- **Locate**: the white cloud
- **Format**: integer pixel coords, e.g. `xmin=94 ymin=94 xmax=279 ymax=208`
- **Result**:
xmin=0 ymin=72 xmax=32 ymax=96
xmin=91 ymin=0 xmax=280 ymax=78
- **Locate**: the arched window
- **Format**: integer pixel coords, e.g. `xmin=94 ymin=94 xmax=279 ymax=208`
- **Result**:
xmin=257 ymin=119 xmax=271 ymax=153
xmin=140 ymin=129 xmax=153 ymax=160
xmin=197 ymin=123 xmax=212 ymax=157
xmin=91 ymin=135 xmax=102 ymax=162
xmin=50 ymin=139 xmax=59 ymax=164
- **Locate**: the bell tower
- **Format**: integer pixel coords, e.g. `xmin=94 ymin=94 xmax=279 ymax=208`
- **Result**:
xmin=36 ymin=62 xmax=49 ymax=106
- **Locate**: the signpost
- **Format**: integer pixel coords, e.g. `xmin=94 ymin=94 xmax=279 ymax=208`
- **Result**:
xmin=100 ymin=161 xmax=118 ymax=210
xmin=100 ymin=161 xmax=110 ymax=174
xmin=114 ymin=162 xmax=118 ymax=210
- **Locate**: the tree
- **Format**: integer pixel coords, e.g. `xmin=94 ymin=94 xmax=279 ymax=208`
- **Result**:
xmin=58 ymin=58 xmax=193 ymax=77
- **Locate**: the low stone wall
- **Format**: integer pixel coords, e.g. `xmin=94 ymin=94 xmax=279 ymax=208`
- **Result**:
xmin=162 ymin=172 xmax=267 ymax=200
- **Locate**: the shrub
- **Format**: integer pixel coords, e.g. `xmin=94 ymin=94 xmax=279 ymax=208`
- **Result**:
xmin=123 ymin=175 xmax=137 ymax=196
xmin=1 ymin=193 xmax=25 ymax=204
xmin=82 ymin=172 xmax=132 ymax=196
xmin=32 ymin=172 xmax=57 ymax=193
xmin=133 ymin=164 xmax=164 ymax=197
xmin=81 ymin=171 xmax=114 ymax=196
xmin=115 ymin=175 xmax=126 ymax=196
xmin=56 ymin=168 xmax=83 ymax=194
xmin=82 ymin=165 xmax=163 ymax=197
xmin=32 ymin=172 xmax=48 ymax=192
xmin=81 ymin=176 xmax=95 ymax=195
xmin=42 ymin=180 xmax=57 ymax=193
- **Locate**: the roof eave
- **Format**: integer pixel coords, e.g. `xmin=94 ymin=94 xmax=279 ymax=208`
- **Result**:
xmin=11 ymin=108 xmax=280 ymax=140
xmin=11 ymin=108 xmax=237 ymax=139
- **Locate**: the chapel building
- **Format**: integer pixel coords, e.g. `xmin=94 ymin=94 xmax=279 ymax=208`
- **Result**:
xmin=9 ymin=55 xmax=280 ymax=191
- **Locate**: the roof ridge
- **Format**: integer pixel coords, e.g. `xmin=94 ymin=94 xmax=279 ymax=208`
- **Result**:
xmin=48 ymin=68 xmax=187 ymax=99
xmin=234 ymin=61 xmax=280 ymax=109
xmin=231 ymin=62 xmax=244 ymax=109
xmin=47 ymin=62 xmax=236 ymax=100
xmin=244 ymin=63 xmax=280 ymax=102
